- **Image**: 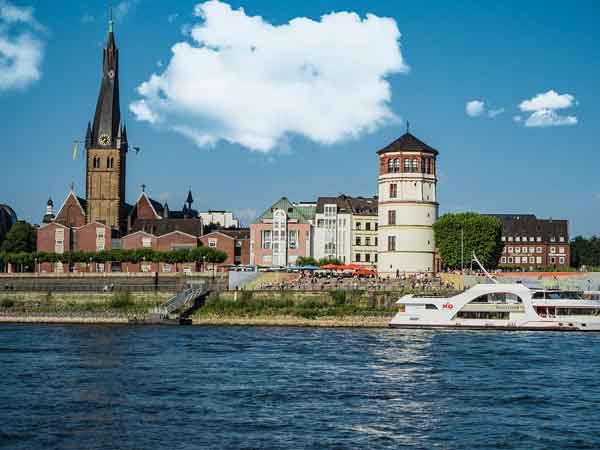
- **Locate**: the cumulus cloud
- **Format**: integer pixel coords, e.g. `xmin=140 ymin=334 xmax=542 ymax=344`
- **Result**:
xmin=0 ymin=0 xmax=44 ymax=92
xmin=466 ymin=100 xmax=504 ymax=119
xmin=113 ymin=0 xmax=140 ymax=22
xmin=130 ymin=0 xmax=408 ymax=152
xmin=518 ymin=90 xmax=578 ymax=127
xmin=466 ymin=100 xmax=485 ymax=117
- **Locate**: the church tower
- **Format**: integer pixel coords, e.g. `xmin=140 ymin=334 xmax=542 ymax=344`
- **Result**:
xmin=85 ymin=14 xmax=128 ymax=232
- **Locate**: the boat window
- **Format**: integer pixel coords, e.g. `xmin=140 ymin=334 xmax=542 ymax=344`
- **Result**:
xmin=469 ymin=293 xmax=523 ymax=304
xmin=556 ymin=308 xmax=600 ymax=316
xmin=425 ymin=304 xmax=438 ymax=310
xmin=541 ymin=291 xmax=583 ymax=300
xmin=455 ymin=311 xmax=510 ymax=320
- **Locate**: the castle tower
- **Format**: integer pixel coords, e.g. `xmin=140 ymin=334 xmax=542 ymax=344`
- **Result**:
xmin=376 ymin=131 xmax=439 ymax=275
xmin=85 ymin=14 xmax=128 ymax=232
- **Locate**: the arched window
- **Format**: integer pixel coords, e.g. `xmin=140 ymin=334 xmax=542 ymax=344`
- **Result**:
xmin=387 ymin=159 xmax=393 ymax=173
xmin=412 ymin=159 xmax=419 ymax=173
xmin=421 ymin=158 xmax=426 ymax=173
xmin=93 ymin=157 xmax=99 ymax=168
xmin=403 ymin=159 xmax=411 ymax=173
xmin=393 ymin=159 xmax=399 ymax=173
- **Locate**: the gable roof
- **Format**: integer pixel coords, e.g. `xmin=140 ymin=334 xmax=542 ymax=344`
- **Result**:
xmin=377 ymin=132 xmax=439 ymax=155
xmin=486 ymin=214 xmax=569 ymax=241
xmin=55 ymin=191 xmax=86 ymax=219
xmin=254 ymin=197 xmax=316 ymax=224
xmin=316 ymin=195 xmax=353 ymax=214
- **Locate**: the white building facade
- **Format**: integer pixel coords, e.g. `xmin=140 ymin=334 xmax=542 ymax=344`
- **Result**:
xmin=377 ymin=133 xmax=439 ymax=276
xmin=199 ymin=211 xmax=240 ymax=228
xmin=314 ymin=196 xmax=353 ymax=264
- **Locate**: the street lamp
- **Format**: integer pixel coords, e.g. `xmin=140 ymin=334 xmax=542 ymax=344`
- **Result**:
xmin=34 ymin=257 xmax=38 ymax=275
xmin=202 ymin=256 xmax=206 ymax=273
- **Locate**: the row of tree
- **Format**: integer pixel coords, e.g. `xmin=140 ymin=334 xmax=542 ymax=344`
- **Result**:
xmin=296 ymin=257 xmax=344 ymax=267
xmin=570 ymin=236 xmax=600 ymax=268
xmin=0 ymin=246 xmax=228 ymax=270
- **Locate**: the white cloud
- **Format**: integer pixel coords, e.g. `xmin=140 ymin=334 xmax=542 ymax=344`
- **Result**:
xmin=466 ymin=100 xmax=485 ymax=117
xmin=523 ymin=109 xmax=577 ymax=128
xmin=130 ymin=0 xmax=408 ymax=152
xmin=513 ymin=115 xmax=522 ymax=123
xmin=0 ymin=0 xmax=44 ymax=92
xmin=168 ymin=13 xmax=179 ymax=23
xmin=488 ymin=108 xmax=504 ymax=118
xmin=518 ymin=90 xmax=578 ymax=127
xmin=113 ymin=0 xmax=140 ymax=22
xmin=519 ymin=90 xmax=575 ymax=112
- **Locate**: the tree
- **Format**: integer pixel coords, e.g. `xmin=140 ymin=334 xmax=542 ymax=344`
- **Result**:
xmin=0 ymin=221 xmax=36 ymax=253
xmin=297 ymin=256 xmax=319 ymax=266
xmin=318 ymin=257 xmax=343 ymax=266
xmin=433 ymin=213 xmax=503 ymax=270
xmin=571 ymin=236 xmax=600 ymax=268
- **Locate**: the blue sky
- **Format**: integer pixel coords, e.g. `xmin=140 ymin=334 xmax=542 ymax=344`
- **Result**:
xmin=1 ymin=0 xmax=598 ymax=236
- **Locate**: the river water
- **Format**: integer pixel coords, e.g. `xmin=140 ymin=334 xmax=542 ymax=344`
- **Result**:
xmin=1 ymin=325 xmax=599 ymax=449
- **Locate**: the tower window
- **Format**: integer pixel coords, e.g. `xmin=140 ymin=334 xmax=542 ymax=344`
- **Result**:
xmin=403 ymin=159 xmax=410 ymax=173
xmin=388 ymin=236 xmax=396 ymax=251
xmin=388 ymin=210 xmax=396 ymax=225
xmin=412 ymin=159 xmax=419 ymax=173
xmin=387 ymin=159 xmax=393 ymax=173
xmin=393 ymin=159 xmax=399 ymax=173
xmin=389 ymin=183 xmax=397 ymax=199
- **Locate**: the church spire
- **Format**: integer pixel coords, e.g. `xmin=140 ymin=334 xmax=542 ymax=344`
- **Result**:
xmin=88 ymin=7 xmax=121 ymax=150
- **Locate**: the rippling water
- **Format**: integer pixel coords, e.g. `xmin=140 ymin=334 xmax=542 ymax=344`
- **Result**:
xmin=1 ymin=325 xmax=600 ymax=449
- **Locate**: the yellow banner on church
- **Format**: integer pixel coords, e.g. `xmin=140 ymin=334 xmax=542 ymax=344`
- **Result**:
xmin=73 ymin=142 xmax=78 ymax=160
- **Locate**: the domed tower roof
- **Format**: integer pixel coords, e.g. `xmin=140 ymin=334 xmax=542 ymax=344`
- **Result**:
xmin=47 ymin=197 xmax=54 ymax=207
xmin=377 ymin=132 xmax=439 ymax=156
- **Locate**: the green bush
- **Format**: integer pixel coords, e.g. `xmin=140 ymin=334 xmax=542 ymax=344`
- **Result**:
xmin=329 ymin=290 xmax=347 ymax=305
xmin=1 ymin=298 xmax=14 ymax=308
xmin=110 ymin=292 xmax=134 ymax=309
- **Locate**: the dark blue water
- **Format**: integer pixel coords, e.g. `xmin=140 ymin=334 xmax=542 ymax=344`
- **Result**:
xmin=1 ymin=325 xmax=599 ymax=450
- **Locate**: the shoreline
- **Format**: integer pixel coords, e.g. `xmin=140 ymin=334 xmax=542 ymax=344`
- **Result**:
xmin=0 ymin=314 xmax=391 ymax=328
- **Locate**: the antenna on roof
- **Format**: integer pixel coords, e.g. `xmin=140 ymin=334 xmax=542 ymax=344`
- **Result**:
xmin=406 ymin=120 xmax=410 ymax=133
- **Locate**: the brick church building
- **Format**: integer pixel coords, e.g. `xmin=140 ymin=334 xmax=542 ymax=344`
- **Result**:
xmin=36 ymin=19 xmax=206 ymax=273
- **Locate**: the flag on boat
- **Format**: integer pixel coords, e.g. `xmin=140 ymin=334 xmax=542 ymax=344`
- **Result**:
xmin=73 ymin=141 xmax=78 ymax=160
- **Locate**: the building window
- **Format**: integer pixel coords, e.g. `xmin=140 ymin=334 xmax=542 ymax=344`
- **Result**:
xmin=559 ymin=257 xmax=565 ymax=264
xmin=387 ymin=159 xmax=393 ymax=173
xmin=537 ymin=237 xmax=542 ymax=242
xmin=550 ymin=257 xmax=556 ymax=264
xmin=54 ymin=228 xmax=65 ymax=254
xmin=536 ymin=257 xmax=542 ymax=264
xmin=507 ymin=247 xmax=513 ymax=253
xmin=393 ymin=159 xmax=400 ymax=173
xmin=508 ymin=236 xmax=513 ymax=242
xmin=208 ymin=239 xmax=217 ymax=248
xmin=529 ymin=257 xmax=535 ymax=264
xmin=403 ymin=159 xmax=411 ymax=173
xmin=389 ymin=183 xmax=397 ymax=199
xmin=550 ymin=247 xmax=556 ymax=254
xmin=501 ymin=257 xmax=506 ymax=263
xmin=365 ymin=222 xmax=371 ymax=231
xmin=516 ymin=237 xmax=521 ymax=242
xmin=261 ymin=230 xmax=272 ymax=249
xmin=356 ymin=236 xmax=361 ymax=246
xmin=412 ymin=159 xmax=419 ymax=173
xmin=529 ymin=247 xmax=535 ymax=254
xmin=365 ymin=237 xmax=371 ymax=246
xmin=388 ymin=210 xmax=396 ymax=225
xmin=375 ymin=253 xmax=378 ymax=262
xmin=387 ymin=236 xmax=396 ymax=251
xmin=142 ymin=237 xmax=151 ymax=248
xmin=96 ymin=227 xmax=106 ymax=252
xmin=536 ymin=247 xmax=542 ymax=253
xmin=559 ymin=247 xmax=565 ymax=254
xmin=365 ymin=254 xmax=371 ymax=262
xmin=288 ymin=230 xmax=298 ymax=249
xmin=515 ymin=257 xmax=521 ymax=264
xmin=356 ymin=222 xmax=362 ymax=230
xmin=355 ymin=253 xmax=361 ymax=262
xmin=501 ymin=236 xmax=506 ymax=242
xmin=522 ymin=247 xmax=527 ymax=253
xmin=559 ymin=236 xmax=565 ymax=242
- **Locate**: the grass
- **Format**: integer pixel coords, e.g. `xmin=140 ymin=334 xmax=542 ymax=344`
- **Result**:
xmin=194 ymin=291 xmax=397 ymax=320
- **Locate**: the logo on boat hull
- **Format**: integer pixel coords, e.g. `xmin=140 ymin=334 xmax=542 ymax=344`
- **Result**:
xmin=442 ymin=303 xmax=454 ymax=310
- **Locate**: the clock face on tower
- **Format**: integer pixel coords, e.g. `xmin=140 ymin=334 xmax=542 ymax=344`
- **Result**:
xmin=99 ymin=134 xmax=110 ymax=145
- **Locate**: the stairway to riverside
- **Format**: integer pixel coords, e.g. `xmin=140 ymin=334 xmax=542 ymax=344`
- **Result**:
xmin=132 ymin=280 xmax=211 ymax=325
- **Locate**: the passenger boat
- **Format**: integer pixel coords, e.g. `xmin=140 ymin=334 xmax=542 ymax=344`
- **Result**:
xmin=390 ymin=283 xmax=600 ymax=331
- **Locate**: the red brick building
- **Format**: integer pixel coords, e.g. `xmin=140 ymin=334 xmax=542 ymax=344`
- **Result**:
xmin=199 ymin=229 xmax=250 ymax=268
xmin=490 ymin=214 xmax=571 ymax=270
